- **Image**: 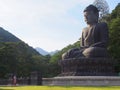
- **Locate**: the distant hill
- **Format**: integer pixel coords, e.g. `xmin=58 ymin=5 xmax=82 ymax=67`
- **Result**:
xmin=35 ymin=47 xmax=49 ymax=55
xmin=35 ymin=47 xmax=59 ymax=56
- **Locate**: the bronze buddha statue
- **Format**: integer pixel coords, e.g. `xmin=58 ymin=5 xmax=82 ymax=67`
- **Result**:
xmin=62 ymin=5 xmax=109 ymax=59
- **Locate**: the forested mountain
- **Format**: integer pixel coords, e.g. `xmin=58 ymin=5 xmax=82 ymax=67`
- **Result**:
xmin=0 ymin=27 xmax=42 ymax=56
xmin=0 ymin=27 xmax=21 ymax=42
xmin=0 ymin=27 xmax=61 ymax=78
xmin=0 ymin=28 xmax=51 ymax=78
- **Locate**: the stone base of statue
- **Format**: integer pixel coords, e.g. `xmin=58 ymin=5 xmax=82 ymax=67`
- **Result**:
xmin=42 ymin=58 xmax=119 ymax=86
xmin=59 ymin=58 xmax=117 ymax=76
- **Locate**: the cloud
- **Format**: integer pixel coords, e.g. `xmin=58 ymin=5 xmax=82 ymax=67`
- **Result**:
xmin=0 ymin=0 xmax=94 ymax=51
xmin=0 ymin=0 xmax=93 ymax=21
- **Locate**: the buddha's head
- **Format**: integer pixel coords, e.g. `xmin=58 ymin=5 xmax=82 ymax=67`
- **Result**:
xmin=84 ymin=5 xmax=99 ymax=25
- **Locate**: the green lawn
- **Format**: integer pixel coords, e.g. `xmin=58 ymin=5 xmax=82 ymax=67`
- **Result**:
xmin=0 ymin=86 xmax=120 ymax=90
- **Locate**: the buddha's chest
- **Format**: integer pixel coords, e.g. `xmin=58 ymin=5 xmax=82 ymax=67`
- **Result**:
xmin=83 ymin=26 xmax=100 ymax=45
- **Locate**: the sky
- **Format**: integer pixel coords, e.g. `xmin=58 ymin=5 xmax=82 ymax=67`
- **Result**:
xmin=0 ymin=0 xmax=119 ymax=52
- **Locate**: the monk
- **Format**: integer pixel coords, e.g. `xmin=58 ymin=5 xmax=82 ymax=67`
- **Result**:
xmin=62 ymin=5 xmax=109 ymax=59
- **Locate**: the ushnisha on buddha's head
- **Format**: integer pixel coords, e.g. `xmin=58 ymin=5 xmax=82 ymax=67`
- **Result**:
xmin=84 ymin=5 xmax=99 ymax=25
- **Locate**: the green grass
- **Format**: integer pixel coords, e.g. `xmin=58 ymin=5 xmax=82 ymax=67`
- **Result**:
xmin=0 ymin=86 xmax=120 ymax=90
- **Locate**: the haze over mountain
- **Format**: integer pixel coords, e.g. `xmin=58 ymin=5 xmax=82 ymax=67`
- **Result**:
xmin=35 ymin=47 xmax=59 ymax=56
xmin=35 ymin=47 xmax=49 ymax=55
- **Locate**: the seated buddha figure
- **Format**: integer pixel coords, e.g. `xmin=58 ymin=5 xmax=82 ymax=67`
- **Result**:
xmin=62 ymin=5 xmax=109 ymax=59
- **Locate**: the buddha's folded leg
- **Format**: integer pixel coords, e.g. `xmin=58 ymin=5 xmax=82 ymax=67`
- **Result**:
xmin=62 ymin=48 xmax=84 ymax=59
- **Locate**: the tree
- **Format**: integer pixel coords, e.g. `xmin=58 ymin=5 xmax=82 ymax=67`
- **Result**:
xmin=0 ymin=42 xmax=47 ymax=78
xmin=103 ymin=3 xmax=120 ymax=72
xmin=108 ymin=18 xmax=120 ymax=58
xmin=93 ymin=0 xmax=109 ymax=18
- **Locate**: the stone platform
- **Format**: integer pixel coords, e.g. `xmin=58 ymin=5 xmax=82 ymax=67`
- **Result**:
xmin=59 ymin=58 xmax=117 ymax=76
xmin=43 ymin=58 xmax=119 ymax=86
xmin=43 ymin=76 xmax=120 ymax=86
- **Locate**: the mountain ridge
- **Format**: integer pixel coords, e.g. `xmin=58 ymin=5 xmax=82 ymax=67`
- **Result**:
xmin=0 ymin=27 xmax=41 ymax=55
xmin=0 ymin=27 xmax=21 ymax=42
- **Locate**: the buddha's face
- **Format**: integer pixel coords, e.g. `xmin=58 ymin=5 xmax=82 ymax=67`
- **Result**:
xmin=84 ymin=11 xmax=98 ymax=25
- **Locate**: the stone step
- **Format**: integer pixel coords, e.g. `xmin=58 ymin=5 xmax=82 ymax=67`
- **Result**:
xmin=43 ymin=76 xmax=120 ymax=86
